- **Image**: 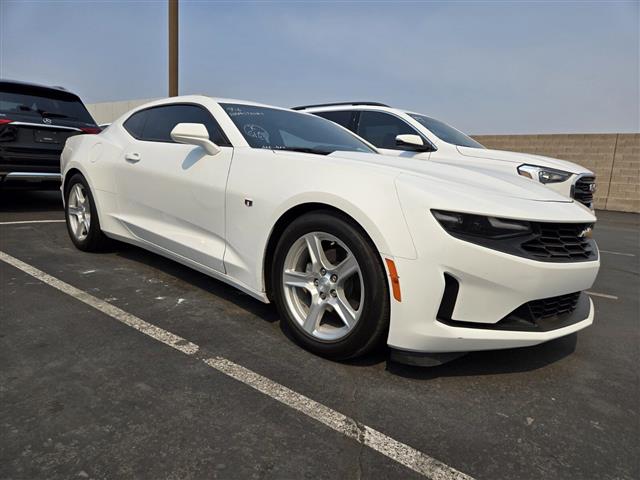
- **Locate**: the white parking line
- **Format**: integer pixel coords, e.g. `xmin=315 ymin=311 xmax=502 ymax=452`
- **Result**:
xmin=599 ymin=250 xmax=636 ymax=257
xmin=0 ymin=219 xmax=65 ymax=225
xmin=0 ymin=250 xmax=473 ymax=480
xmin=586 ymin=291 xmax=619 ymax=300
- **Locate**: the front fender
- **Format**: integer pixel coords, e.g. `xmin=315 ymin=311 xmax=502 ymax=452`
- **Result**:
xmin=267 ymin=190 xmax=416 ymax=260
xmin=223 ymin=148 xmax=418 ymax=293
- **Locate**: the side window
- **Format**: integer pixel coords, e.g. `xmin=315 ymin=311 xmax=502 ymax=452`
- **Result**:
xmin=140 ymin=104 xmax=229 ymax=145
xmin=357 ymin=111 xmax=420 ymax=150
xmin=123 ymin=110 xmax=147 ymax=139
xmin=313 ymin=111 xmax=354 ymax=131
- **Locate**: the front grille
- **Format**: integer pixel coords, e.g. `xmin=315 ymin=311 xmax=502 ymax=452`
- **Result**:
xmin=527 ymin=292 xmax=581 ymax=320
xmin=521 ymin=223 xmax=595 ymax=261
xmin=437 ymin=290 xmax=590 ymax=332
xmin=573 ymin=176 xmax=596 ymax=207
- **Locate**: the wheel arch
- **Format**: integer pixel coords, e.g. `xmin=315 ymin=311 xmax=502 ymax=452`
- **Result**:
xmin=61 ymin=165 xmax=106 ymax=229
xmin=62 ymin=167 xmax=84 ymax=197
xmin=262 ymin=201 xmax=389 ymax=301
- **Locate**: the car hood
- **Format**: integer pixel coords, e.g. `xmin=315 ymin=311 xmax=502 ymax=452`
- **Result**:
xmin=329 ymin=151 xmax=572 ymax=203
xmin=456 ymin=146 xmax=591 ymax=175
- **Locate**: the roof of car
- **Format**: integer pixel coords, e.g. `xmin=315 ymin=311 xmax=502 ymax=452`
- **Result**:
xmin=296 ymin=103 xmax=435 ymax=120
xmin=292 ymin=102 xmax=390 ymax=111
xmin=131 ymin=95 xmax=316 ymax=113
xmin=0 ymin=78 xmax=74 ymax=94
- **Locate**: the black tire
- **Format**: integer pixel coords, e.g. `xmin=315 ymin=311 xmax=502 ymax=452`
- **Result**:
xmin=64 ymin=173 xmax=110 ymax=252
xmin=271 ymin=210 xmax=390 ymax=360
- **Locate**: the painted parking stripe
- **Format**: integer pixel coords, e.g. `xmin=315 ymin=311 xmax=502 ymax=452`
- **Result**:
xmin=0 ymin=219 xmax=65 ymax=225
xmin=0 ymin=250 xmax=473 ymax=480
xmin=599 ymin=250 xmax=636 ymax=257
xmin=0 ymin=250 xmax=199 ymax=355
xmin=586 ymin=291 xmax=619 ymax=300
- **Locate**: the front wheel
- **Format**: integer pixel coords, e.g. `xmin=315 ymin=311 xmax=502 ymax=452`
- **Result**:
xmin=271 ymin=211 xmax=390 ymax=360
xmin=65 ymin=174 xmax=110 ymax=252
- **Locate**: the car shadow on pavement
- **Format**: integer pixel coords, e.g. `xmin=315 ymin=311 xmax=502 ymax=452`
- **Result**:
xmin=0 ymin=189 xmax=62 ymax=213
xmin=114 ymin=243 xmax=397 ymax=365
xmin=386 ymin=333 xmax=578 ymax=379
xmin=114 ymin=244 xmax=280 ymax=324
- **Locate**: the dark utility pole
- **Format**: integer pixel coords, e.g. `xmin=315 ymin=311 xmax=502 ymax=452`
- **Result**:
xmin=168 ymin=0 xmax=179 ymax=97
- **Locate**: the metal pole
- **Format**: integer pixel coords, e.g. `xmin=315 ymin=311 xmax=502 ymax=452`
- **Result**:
xmin=168 ymin=0 xmax=179 ymax=97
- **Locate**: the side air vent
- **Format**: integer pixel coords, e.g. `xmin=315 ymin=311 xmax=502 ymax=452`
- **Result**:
xmin=436 ymin=274 xmax=459 ymax=321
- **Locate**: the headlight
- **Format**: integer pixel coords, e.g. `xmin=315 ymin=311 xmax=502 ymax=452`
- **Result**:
xmin=517 ymin=164 xmax=572 ymax=184
xmin=432 ymin=210 xmax=532 ymax=239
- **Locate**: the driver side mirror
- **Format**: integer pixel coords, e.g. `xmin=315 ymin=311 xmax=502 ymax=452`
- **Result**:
xmin=171 ymin=123 xmax=221 ymax=156
xmin=395 ymin=134 xmax=431 ymax=152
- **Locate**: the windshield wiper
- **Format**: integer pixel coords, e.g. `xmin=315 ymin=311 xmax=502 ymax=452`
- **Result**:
xmin=276 ymin=147 xmax=333 ymax=155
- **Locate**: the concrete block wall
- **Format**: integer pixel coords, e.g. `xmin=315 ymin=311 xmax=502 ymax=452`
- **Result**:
xmin=607 ymin=134 xmax=640 ymax=213
xmin=473 ymin=134 xmax=640 ymax=213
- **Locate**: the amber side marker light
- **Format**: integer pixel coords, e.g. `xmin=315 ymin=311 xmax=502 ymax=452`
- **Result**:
xmin=385 ymin=258 xmax=402 ymax=302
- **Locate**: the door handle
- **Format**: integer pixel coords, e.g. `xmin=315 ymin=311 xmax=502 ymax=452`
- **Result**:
xmin=125 ymin=152 xmax=141 ymax=163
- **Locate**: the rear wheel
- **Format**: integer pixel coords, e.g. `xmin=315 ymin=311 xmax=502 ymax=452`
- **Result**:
xmin=65 ymin=174 xmax=110 ymax=251
xmin=272 ymin=211 xmax=389 ymax=360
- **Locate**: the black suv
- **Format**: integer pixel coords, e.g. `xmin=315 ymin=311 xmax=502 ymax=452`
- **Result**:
xmin=0 ymin=80 xmax=100 ymax=188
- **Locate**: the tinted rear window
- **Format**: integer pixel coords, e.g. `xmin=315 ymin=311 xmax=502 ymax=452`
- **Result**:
xmin=0 ymin=83 xmax=96 ymax=125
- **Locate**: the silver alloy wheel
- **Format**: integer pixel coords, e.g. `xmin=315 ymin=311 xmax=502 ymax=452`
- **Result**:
xmin=282 ymin=232 xmax=364 ymax=341
xmin=67 ymin=183 xmax=91 ymax=242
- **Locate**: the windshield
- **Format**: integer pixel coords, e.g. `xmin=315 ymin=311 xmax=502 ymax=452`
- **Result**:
xmin=0 ymin=84 xmax=96 ymax=125
xmin=408 ymin=113 xmax=484 ymax=149
xmin=221 ymin=103 xmax=375 ymax=154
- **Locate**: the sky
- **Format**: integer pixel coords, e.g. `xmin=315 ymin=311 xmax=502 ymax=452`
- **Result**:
xmin=0 ymin=0 xmax=638 ymax=134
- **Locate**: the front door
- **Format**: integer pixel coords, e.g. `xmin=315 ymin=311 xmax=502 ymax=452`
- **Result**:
xmin=116 ymin=103 xmax=233 ymax=273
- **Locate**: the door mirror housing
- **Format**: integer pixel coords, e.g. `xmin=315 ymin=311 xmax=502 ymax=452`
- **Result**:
xmin=171 ymin=123 xmax=221 ymax=156
xmin=395 ymin=134 xmax=430 ymax=151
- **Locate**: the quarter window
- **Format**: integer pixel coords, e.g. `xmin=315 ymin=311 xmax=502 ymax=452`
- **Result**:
xmin=123 ymin=110 xmax=147 ymax=139
xmin=357 ymin=111 xmax=421 ymax=150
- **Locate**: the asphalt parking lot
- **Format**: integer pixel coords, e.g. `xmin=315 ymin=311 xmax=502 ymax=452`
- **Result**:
xmin=1 ymin=189 xmax=638 ymax=480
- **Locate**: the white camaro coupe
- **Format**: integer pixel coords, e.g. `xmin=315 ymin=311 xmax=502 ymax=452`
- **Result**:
xmin=61 ymin=96 xmax=600 ymax=365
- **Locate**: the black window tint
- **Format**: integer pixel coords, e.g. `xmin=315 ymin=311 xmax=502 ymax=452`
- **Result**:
xmin=140 ymin=104 xmax=229 ymax=145
xmin=313 ymin=111 xmax=353 ymax=130
xmin=357 ymin=111 xmax=419 ymax=149
xmin=123 ymin=110 xmax=147 ymax=139
xmin=0 ymin=82 xmax=96 ymax=125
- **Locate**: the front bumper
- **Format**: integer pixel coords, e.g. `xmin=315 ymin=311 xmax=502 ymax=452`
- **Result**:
xmin=386 ymin=234 xmax=599 ymax=353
